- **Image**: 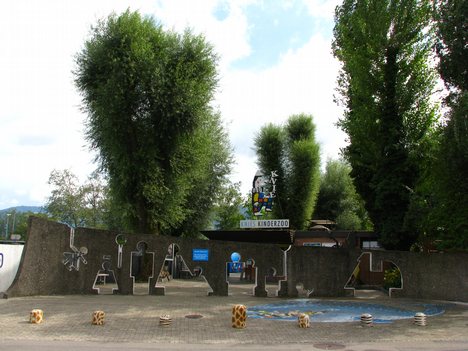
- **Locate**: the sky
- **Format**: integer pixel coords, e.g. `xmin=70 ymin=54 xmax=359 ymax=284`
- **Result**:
xmin=0 ymin=0 xmax=346 ymax=210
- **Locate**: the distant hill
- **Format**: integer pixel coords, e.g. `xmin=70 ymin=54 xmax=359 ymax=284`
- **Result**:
xmin=0 ymin=206 xmax=45 ymax=214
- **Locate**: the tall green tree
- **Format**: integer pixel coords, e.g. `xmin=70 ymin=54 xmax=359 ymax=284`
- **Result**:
xmin=81 ymin=170 xmax=108 ymax=228
xmin=74 ymin=11 xmax=232 ymax=235
xmin=45 ymin=169 xmax=108 ymax=228
xmin=45 ymin=169 xmax=86 ymax=228
xmin=428 ymin=0 xmax=468 ymax=249
xmin=210 ymin=181 xmax=246 ymax=230
xmin=435 ymin=0 xmax=468 ymax=94
xmin=333 ymin=0 xmax=438 ymax=250
xmin=315 ymin=159 xmax=372 ymax=230
xmin=254 ymin=114 xmax=320 ymax=230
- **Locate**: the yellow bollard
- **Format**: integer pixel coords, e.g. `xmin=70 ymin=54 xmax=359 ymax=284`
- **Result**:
xmin=298 ymin=313 xmax=310 ymax=328
xmin=92 ymin=310 xmax=105 ymax=325
xmin=159 ymin=314 xmax=172 ymax=326
xmin=30 ymin=309 xmax=44 ymax=324
xmin=232 ymin=304 xmax=247 ymax=329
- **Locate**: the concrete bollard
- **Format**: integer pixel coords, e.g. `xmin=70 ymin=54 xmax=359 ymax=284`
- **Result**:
xmin=232 ymin=304 xmax=247 ymax=329
xmin=414 ymin=312 xmax=427 ymax=326
xmin=298 ymin=313 xmax=310 ymax=328
xmin=360 ymin=313 xmax=373 ymax=326
xmin=30 ymin=309 xmax=44 ymax=324
xmin=92 ymin=311 xmax=105 ymax=325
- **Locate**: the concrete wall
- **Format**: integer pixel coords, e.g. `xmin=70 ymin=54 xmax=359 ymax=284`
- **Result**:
xmin=285 ymin=246 xmax=359 ymax=297
xmin=5 ymin=217 xmax=284 ymax=298
xmin=364 ymin=250 xmax=468 ymax=301
xmin=285 ymin=246 xmax=468 ymax=302
xmin=5 ymin=217 xmax=468 ymax=302
xmin=0 ymin=243 xmax=24 ymax=293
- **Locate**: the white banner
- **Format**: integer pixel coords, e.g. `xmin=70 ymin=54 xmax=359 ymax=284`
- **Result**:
xmin=240 ymin=219 xmax=289 ymax=229
xmin=0 ymin=243 xmax=24 ymax=292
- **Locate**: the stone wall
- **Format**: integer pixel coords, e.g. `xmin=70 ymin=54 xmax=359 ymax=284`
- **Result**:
xmin=365 ymin=249 xmax=468 ymax=301
xmin=284 ymin=246 xmax=359 ymax=297
xmin=4 ymin=217 xmax=284 ymax=298
xmin=5 ymin=217 xmax=468 ymax=302
xmin=285 ymin=246 xmax=468 ymax=302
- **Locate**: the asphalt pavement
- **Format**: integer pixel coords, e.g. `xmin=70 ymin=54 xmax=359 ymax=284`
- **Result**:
xmin=1 ymin=279 xmax=467 ymax=351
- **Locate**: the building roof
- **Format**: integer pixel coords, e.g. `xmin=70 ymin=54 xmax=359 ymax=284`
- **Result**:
xmin=201 ymin=229 xmax=376 ymax=245
xmin=200 ymin=230 xmax=294 ymax=245
xmin=295 ymin=230 xmax=376 ymax=239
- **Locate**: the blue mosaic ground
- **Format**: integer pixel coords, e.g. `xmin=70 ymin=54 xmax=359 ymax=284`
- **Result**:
xmin=248 ymin=299 xmax=446 ymax=323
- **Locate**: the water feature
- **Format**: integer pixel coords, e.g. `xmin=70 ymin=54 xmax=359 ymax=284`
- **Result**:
xmin=248 ymin=299 xmax=446 ymax=323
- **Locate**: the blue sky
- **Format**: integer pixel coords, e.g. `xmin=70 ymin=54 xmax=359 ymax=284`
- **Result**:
xmin=230 ymin=1 xmax=316 ymax=69
xmin=0 ymin=0 xmax=345 ymax=209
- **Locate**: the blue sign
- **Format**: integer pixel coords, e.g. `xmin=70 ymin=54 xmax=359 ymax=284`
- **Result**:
xmin=0 ymin=253 xmax=3 ymax=268
xmin=228 ymin=262 xmax=243 ymax=273
xmin=192 ymin=248 xmax=209 ymax=262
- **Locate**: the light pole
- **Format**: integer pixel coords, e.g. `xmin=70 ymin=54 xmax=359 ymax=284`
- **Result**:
xmin=5 ymin=213 xmax=11 ymax=239
xmin=11 ymin=212 xmax=16 ymax=235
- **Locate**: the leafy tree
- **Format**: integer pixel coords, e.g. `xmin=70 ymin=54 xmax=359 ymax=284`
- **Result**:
xmin=81 ymin=170 xmax=108 ymax=228
xmin=333 ymin=0 xmax=438 ymax=250
xmin=314 ymin=159 xmax=372 ymax=230
xmin=45 ymin=169 xmax=86 ymax=228
xmin=45 ymin=169 xmax=109 ymax=229
xmin=422 ymin=0 xmax=468 ymax=250
xmin=435 ymin=0 xmax=468 ymax=95
xmin=1 ymin=208 xmax=48 ymax=240
xmin=254 ymin=114 xmax=320 ymax=229
xmin=74 ymin=11 xmax=232 ymax=235
xmin=211 ymin=181 xmax=246 ymax=230
xmin=432 ymin=96 xmax=468 ymax=250
xmin=12 ymin=212 xmax=33 ymax=239
xmin=167 ymin=113 xmax=233 ymax=237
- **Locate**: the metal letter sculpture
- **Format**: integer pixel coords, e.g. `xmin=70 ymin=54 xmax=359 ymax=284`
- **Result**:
xmin=115 ymin=234 xmax=127 ymax=269
xmin=62 ymin=227 xmax=88 ymax=271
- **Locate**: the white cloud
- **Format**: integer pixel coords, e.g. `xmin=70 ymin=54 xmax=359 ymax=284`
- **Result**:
xmin=0 ymin=0 xmax=345 ymax=208
xmin=303 ymin=0 xmax=342 ymax=20
xmin=217 ymin=33 xmax=346 ymax=195
xmin=152 ymin=0 xmax=252 ymax=71
xmin=0 ymin=0 xmax=161 ymax=209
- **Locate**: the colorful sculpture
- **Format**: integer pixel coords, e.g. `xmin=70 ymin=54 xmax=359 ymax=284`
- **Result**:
xmin=252 ymin=170 xmax=278 ymax=216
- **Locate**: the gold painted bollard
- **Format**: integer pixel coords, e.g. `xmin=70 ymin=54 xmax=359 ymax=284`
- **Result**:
xmin=232 ymin=304 xmax=247 ymax=329
xmin=298 ymin=313 xmax=310 ymax=328
xmin=30 ymin=309 xmax=44 ymax=324
xmin=159 ymin=314 xmax=172 ymax=326
xmin=92 ymin=311 xmax=105 ymax=325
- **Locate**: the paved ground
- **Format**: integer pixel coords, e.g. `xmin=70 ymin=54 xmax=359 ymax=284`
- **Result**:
xmin=1 ymin=279 xmax=467 ymax=350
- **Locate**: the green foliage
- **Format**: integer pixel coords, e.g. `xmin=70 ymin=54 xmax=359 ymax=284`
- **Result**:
xmin=404 ymin=0 xmax=468 ymax=251
xmin=45 ymin=169 xmax=87 ymax=228
xmin=74 ymin=10 xmax=232 ymax=235
xmin=315 ymin=159 xmax=372 ymax=230
xmin=412 ymin=94 xmax=468 ymax=251
xmin=211 ymin=181 xmax=246 ymax=230
xmin=432 ymin=0 xmax=468 ymax=250
xmin=332 ymin=0 xmax=438 ymax=250
xmin=383 ymin=266 xmax=402 ymax=290
xmin=254 ymin=114 xmax=320 ymax=229
xmin=435 ymin=0 xmax=468 ymax=93
xmin=45 ymin=169 xmax=108 ymax=229
xmin=0 ymin=210 xmax=42 ymax=240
